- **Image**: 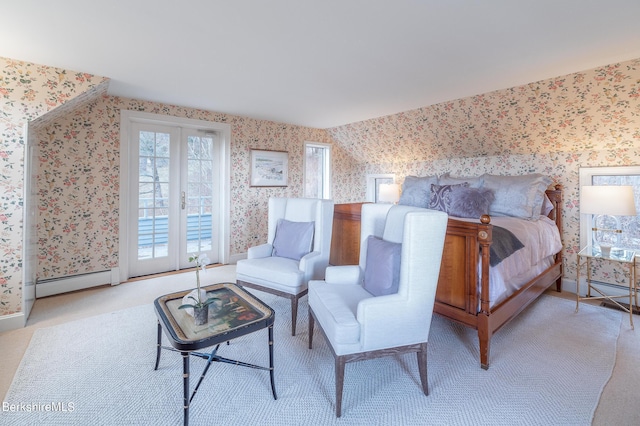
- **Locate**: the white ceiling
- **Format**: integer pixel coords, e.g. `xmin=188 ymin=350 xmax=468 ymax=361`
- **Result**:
xmin=2 ymin=0 xmax=640 ymax=129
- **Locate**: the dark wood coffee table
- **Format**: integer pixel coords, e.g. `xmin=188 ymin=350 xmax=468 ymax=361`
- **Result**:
xmin=154 ymin=282 xmax=276 ymax=426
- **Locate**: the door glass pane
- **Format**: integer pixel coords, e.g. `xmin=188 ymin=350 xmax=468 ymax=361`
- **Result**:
xmin=138 ymin=208 xmax=152 ymax=260
xmin=188 ymin=160 xmax=200 ymax=184
xmin=156 ymin=183 xmax=170 ymax=209
xmin=200 ymin=182 xmax=213 ymax=198
xmin=154 ymin=210 xmax=169 ymax=257
xmin=156 ymin=134 xmax=170 ymax=157
xmin=188 ymin=182 xmax=200 ymax=197
xmin=138 ymin=131 xmax=171 ymax=259
xmin=186 ymin=135 xmax=215 ymax=254
xmin=139 ymin=132 xmax=155 ymax=156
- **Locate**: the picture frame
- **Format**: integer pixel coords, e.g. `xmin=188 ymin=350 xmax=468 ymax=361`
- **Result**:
xmin=250 ymin=149 xmax=289 ymax=187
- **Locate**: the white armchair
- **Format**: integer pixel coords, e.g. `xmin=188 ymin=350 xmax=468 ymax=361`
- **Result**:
xmin=237 ymin=197 xmax=334 ymax=336
xmin=308 ymin=203 xmax=448 ymax=417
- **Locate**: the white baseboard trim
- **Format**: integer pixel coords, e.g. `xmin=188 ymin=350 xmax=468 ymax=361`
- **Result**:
xmin=110 ymin=267 xmax=120 ymax=285
xmin=563 ymin=278 xmax=578 ymax=295
xmin=228 ymin=253 xmax=246 ymax=265
xmin=0 ymin=312 xmax=25 ymax=333
xmin=36 ymin=270 xmax=113 ymax=298
xmin=566 ymin=277 xmax=638 ymax=307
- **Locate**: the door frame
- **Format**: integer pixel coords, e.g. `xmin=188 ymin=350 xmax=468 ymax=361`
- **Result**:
xmin=119 ymin=110 xmax=231 ymax=282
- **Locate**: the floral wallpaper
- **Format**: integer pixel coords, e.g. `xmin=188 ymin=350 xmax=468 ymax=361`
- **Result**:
xmin=3 ymin=54 xmax=640 ymax=321
xmin=36 ymin=96 xmax=356 ymax=279
xmin=327 ymin=58 xmax=640 ymax=286
xmin=0 ymin=57 xmax=108 ymax=315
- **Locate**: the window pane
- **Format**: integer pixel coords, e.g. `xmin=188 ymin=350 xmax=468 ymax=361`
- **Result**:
xmin=592 ymin=175 xmax=640 ymax=250
xmin=305 ymin=143 xmax=330 ymax=199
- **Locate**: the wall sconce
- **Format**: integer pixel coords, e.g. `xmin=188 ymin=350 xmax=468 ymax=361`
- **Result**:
xmin=378 ymin=183 xmax=400 ymax=204
xmin=580 ymin=185 xmax=637 ymax=256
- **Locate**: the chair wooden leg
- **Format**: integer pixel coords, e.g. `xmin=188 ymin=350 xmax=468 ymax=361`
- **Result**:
xmin=308 ymin=310 xmax=314 ymax=349
xmin=335 ymin=356 xmax=345 ymax=417
xmin=417 ymin=342 xmax=428 ymax=396
xmin=290 ymin=296 xmax=298 ymax=336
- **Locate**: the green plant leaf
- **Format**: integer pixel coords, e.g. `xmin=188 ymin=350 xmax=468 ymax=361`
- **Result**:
xmin=202 ymin=297 xmax=220 ymax=306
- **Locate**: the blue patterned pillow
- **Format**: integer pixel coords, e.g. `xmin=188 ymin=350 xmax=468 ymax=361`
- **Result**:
xmin=429 ymin=183 xmax=469 ymax=212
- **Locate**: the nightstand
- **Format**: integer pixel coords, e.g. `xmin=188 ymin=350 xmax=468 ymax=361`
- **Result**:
xmin=576 ymin=246 xmax=637 ymax=329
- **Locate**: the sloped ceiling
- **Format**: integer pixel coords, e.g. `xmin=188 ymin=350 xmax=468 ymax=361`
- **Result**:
xmin=1 ymin=0 xmax=640 ymax=129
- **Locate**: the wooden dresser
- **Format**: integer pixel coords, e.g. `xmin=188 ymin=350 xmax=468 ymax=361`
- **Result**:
xmin=329 ymin=203 xmax=367 ymax=266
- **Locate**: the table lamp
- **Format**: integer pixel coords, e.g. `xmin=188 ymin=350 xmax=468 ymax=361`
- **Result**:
xmin=580 ymin=185 xmax=637 ymax=256
xmin=378 ymin=183 xmax=400 ymax=204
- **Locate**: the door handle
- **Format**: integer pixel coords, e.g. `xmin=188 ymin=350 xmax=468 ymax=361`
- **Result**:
xmin=181 ymin=191 xmax=186 ymax=210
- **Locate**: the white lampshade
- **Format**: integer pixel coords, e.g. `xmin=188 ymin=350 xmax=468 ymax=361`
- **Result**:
xmin=580 ymin=185 xmax=637 ymax=216
xmin=378 ymin=183 xmax=400 ymax=203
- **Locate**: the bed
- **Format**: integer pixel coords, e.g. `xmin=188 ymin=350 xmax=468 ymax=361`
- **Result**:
xmin=399 ymin=173 xmax=563 ymax=369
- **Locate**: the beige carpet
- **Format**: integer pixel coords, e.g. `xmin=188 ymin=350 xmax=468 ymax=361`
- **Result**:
xmin=0 ymin=265 xmax=238 ymax=402
xmin=1 ymin=266 xmax=639 ymax=425
xmin=0 ymin=282 xmax=628 ymax=424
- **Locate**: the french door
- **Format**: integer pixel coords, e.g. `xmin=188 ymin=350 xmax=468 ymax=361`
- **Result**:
xmin=128 ymin=123 xmax=220 ymax=277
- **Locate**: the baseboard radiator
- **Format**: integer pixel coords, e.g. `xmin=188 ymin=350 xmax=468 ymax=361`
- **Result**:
xmin=36 ymin=268 xmax=119 ymax=298
xmin=587 ymin=279 xmax=637 ymax=296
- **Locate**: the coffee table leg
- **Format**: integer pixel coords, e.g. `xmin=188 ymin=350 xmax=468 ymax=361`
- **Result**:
xmin=190 ymin=345 xmax=220 ymax=403
xmin=269 ymin=325 xmax=277 ymax=400
xmin=183 ymin=352 xmax=189 ymax=426
xmin=154 ymin=322 xmax=162 ymax=370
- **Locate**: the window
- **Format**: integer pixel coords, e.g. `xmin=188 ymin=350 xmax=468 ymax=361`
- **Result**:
xmin=579 ymin=166 xmax=640 ymax=251
xmin=365 ymin=174 xmax=395 ymax=202
xmin=304 ymin=142 xmax=331 ymax=199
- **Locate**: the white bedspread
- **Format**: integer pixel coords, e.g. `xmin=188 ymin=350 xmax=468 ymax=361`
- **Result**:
xmin=454 ymin=215 xmax=563 ymax=308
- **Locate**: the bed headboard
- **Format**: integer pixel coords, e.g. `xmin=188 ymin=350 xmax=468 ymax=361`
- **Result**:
xmin=545 ymin=184 xmax=562 ymax=231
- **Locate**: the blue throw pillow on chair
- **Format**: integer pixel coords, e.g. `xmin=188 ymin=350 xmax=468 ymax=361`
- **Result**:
xmin=363 ymin=236 xmax=402 ymax=296
xmin=272 ymin=219 xmax=315 ymax=261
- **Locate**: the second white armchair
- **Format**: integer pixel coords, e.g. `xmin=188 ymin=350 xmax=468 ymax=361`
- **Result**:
xmin=236 ymin=197 xmax=334 ymax=336
xmin=308 ymin=203 xmax=448 ymax=417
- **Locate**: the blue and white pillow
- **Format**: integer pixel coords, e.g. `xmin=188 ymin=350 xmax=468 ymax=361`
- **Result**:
xmin=428 ymin=183 xmax=469 ymax=212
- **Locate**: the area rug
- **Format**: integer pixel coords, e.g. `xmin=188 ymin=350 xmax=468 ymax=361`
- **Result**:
xmin=2 ymin=293 xmax=622 ymax=426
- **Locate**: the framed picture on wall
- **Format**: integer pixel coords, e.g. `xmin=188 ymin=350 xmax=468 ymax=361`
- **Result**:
xmin=250 ymin=149 xmax=289 ymax=187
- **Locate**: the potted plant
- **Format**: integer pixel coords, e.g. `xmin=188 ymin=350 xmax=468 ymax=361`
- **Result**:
xmin=178 ymin=254 xmax=218 ymax=326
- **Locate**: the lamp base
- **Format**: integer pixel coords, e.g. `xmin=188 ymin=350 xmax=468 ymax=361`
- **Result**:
xmin=593 ymin=214 xmax=621 ymax=258
xmin=598 ymin=244 xmax=613 ymax=257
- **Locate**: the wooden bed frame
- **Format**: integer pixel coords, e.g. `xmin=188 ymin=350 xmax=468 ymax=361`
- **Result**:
xmin=434 ymin=184 xmax=563 ymax=369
